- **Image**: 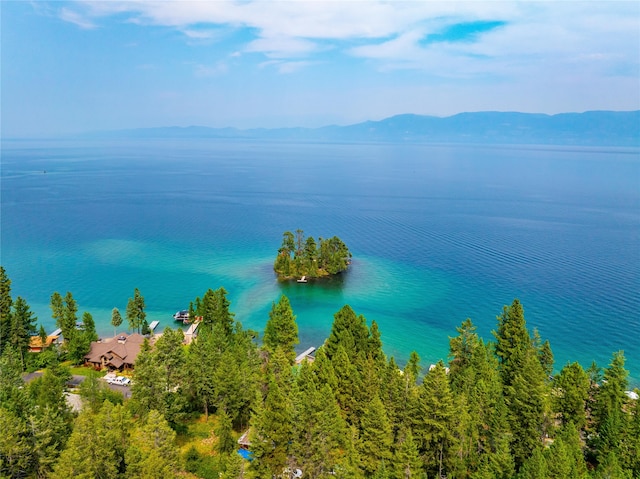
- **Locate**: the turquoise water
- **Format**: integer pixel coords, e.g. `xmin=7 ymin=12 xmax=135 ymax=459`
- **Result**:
xmin=1 ymin=139 xmax=638 ymax=385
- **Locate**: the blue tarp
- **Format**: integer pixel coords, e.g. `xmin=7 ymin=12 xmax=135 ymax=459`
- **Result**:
xmin=237 ymin=449 xmax=253 ymax=461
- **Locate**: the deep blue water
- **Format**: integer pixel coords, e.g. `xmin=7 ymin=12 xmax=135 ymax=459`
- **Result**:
xmin=1 ymin=139 xmax=638 ymax=385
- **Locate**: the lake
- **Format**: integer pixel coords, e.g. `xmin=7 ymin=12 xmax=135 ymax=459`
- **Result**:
xmin=2 ymin=139 xmax=638 ymax=385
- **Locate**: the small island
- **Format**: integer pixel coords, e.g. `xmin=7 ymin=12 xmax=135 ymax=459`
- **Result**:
xmin=274 ymin=229 xmax=352 ymax=280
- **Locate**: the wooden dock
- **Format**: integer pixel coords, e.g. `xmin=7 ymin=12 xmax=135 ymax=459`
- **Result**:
xmin=297 ymin=275 xmax=308 ymax=283
xmin=295 ymin=346 xmax=316 ymax=364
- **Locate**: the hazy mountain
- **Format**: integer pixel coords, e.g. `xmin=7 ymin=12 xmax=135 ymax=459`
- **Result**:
xmin=84 ymin=110 xmax=639 ymax=146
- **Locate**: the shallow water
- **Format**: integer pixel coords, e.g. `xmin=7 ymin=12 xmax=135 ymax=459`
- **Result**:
xmin=2 ymin=139 xmax=638 ymax=384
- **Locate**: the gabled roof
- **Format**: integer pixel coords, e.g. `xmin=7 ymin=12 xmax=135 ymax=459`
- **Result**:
xmin=29 ymin=335 xmax=59 ymax=349
xmin=84 ymin=332 xmax=147 ymax=367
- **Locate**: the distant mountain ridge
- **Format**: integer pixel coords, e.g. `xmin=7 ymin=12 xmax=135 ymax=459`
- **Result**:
xmin=85 ymin=110 xmax=640 ymax=146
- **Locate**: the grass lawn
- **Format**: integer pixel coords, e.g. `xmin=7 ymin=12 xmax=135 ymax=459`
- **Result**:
xmin=60 ymin=361 xmax=105 ymax=377
xmin=176 ymin=414 xmax=225 ymax=479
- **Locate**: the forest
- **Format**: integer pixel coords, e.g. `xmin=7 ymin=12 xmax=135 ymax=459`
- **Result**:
xmin=0 ymin=265 xmax=639 ymax=479
xmin=273 ymin=230 xmax=352 ymax=279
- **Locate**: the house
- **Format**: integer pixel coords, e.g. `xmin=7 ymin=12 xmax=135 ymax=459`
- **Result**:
xmin=84 ymin=332 xmax=147 ymax=371
xmin=28 ymin=328 xmax=62 ymax=353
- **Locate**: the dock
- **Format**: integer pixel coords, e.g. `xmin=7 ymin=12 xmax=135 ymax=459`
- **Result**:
xmin=185 ymin=321 xmax=200 ymax=336
xmin=148 ymin=320 xmax=159 ymax=333
xmin=297 ymin=275 xmax=308 ymax=283
xmin=295 ymin=346 xmax=317 ymax=364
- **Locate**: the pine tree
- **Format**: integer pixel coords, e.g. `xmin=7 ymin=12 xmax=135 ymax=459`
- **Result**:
xmin=518 ymin=447 xmax=548 ymax=479
xmin=0 ymin=266 xmax=12 ymax=355
xmin=125 ymin=409 xmax=181 ymax=479
xmin=392 ymin=426 xmax=422 ymax=479
xmin=493 ymin=299 xmax=530 ymax=387
xmin=263 ymin=295 xmax=299 ymax=364
xmin=324 ymin=305 xmax=369 ymax=363
xmin=493 ymin=299 xmax=549 ymax=469
xmin=250 ymin=376 xmax=294 ymax=477
xmin=126 ymin=288 xmax=146 ymax=334
xmin=592 ymin=351 xmax=629 ymax=464
xmin=554 ymin=362 xmax=589 ymax=430
xmin=111 ymin=307 xmax=122 ymax=337
xmin=415 ymin=361 xmax=456 ymax=479
xmin=449 ymin=318 xmax=480 ymax=390
xmin=216 ymin=409 xmax=236 ymax=455
xmin=9 ymin=296 xmax=37 ymax=369
xmin=358 ymin=395 xmax=393 ymax=476
xmin=51 ymin=401 xmax=129 ymax=479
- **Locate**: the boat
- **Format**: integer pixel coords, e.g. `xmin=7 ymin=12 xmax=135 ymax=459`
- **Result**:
xmin=173 ymin=310 xmax=189 ymax=322
xmin=297 ymin=275 xmax=308 ymax=283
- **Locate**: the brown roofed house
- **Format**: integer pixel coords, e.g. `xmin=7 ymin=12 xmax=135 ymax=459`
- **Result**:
xmin=28 ymin=334 xmax=60 ymax=353
xmin=84 ymin=332 xmax=147 ymax=371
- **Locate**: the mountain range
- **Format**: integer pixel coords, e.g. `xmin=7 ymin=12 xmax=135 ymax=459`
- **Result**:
xmin=84 ymin=110 xmax=639 ymax=146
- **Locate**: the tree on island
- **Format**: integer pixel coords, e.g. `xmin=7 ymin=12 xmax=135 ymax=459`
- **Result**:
xmin=274 ymin=229 xmax=352 ymax=279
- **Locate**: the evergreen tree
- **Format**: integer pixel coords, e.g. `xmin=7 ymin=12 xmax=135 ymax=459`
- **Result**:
xmin=250 ymin=376 xmax=294 ymax=477
xmin=49 ymin=292 xmax=64 ymax=333
xmin=324 ymin=304 xmax=369 ymax=363
xmin=415 ymin=361 xmax=456 ymax=479
xmin=187 ymin=328 xmax=217 ymax=419
xmin=518 ymin=447 xmax=548 ymax=479
xmin=216 ymin=409 xmax=236 ymax=455
xmin=0 ymin=407 xmax=32 ymax=478
xmin=358 ymin=395 xmax=393 ymax=476
xmin=51 ymin=291 xmax=77 ymax=343
xmin=493 ymin=299 xmax=549 ymax=469
xmin=292 ymin=365 xmax=347 ymax=478
xmin=392 ymin=426 xmax=421 ymax=479
xmin=126 ymin=409 xmax=181 ymax=479
xmin=126 ymin=288 xmax=146 ymax=334
xmin=505 ymin=347 xmax=548 ymax=469
xmin=0 ymin=266 xmax=12 ymax=355
xmin=554 ymin=362 xmax=590 ymax=430
xmin=263 ymin=295 xmax=299 ymax=364
xmin=493 ymin=299 xmax=530 ymax=387
xmin=51 ymin=401 xmax=129 ymax=479
xmin=200 ymin=287 xmax=235 ymax=338
xmin=592 ymin=351 xmax=629 ymax=464
xmin=131 ymin=338 xmax=164 ymax=416
xmin=449 ymin=318 xmax=482 ymax=400
xmin=82 ymin=311 xmax=98 ymax=342
xmin=38 ymin=323 xmax=48 ymax=351
xmin=111 ymin=307 xmax=122 ymax=337
xmin=9 ymin=296 xmax=37 ymax=369
xmin=404 ymin=351 xmax=421 ymax=384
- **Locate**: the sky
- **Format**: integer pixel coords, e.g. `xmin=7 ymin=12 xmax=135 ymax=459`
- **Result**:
xmin=1 ymin=1 xmax=639 ymax=137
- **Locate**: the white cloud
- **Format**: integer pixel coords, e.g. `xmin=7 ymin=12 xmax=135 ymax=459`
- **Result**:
xmin=56 ymin=1 xmax=638 ymax=78
xmin=59 ymin=6 xmax=96 ymax=29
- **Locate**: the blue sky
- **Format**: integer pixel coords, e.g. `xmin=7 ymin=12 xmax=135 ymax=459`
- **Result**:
xmin=2 ymin=1 xmax=639 ymax=137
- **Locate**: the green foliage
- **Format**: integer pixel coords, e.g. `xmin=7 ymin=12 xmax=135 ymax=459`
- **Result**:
xmin=125 ymin=409 xmax=181 ymax=479
xmin=79 ymin=370 xmax=123 ymax=412
xmin=358 ymin=395 xmax=393 ymax=476
xmin=416 ymin=361 xmax=457 ymax=478
xmin=554 ymin=362 xmax=590 ymax=430
xmin=52 ymin=400 xmax=129 ymax=479
xmin=216 ymin=409 xmax=236 ymax=455
xmin=131 ymin=329 xmax=188 ymax=426
xmin=111 ymin=307 xmax=123 ymax=336
xmin=0 ymin=266 xmax=13 ymax=356
xmin=2 ymin=279 xmax=637 ymax=479
xmin=263 ymin=295 xmax=299 ymax=364
xmin=8 ymin=296 xmax=37 ymax=370
xmin=274 ymin=229 xmax=352 ymax=279
xmin=126 ymin=287 xmax=146 ymax=334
